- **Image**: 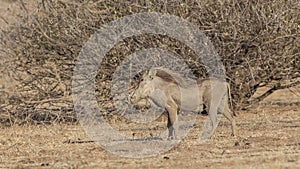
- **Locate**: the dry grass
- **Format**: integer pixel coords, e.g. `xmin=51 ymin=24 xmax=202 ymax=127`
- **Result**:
xmin=0 ymin=106 xmax=299 ymax=168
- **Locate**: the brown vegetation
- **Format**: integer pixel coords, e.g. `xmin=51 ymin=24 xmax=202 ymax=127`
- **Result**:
xmin=0 ymin=0 xmax=299 ymax=125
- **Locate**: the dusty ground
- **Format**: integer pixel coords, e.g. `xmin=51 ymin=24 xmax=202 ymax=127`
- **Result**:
xmin=0 ymin=105 xmax=299 ymax=169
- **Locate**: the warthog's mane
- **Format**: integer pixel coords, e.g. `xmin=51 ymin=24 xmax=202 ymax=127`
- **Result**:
xmin=151 ymin=68 xmax=227 ymax=87
xmin=151 ymin=68 xmax=196 ymax=88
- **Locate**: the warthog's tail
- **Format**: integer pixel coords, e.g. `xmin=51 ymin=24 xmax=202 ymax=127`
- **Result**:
xmin=227 ymin=83 xmax=236 ymax=116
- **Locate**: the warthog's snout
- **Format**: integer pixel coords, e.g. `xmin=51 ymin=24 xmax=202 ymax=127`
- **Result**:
xmin=129 ymin=92 xmax=150 ymax=109
xmin=129 ymin=93 xmax=138 ymax=104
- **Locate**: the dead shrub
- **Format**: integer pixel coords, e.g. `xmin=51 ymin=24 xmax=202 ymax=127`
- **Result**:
xmin=0 ymin=0 xmax=298 ymax=125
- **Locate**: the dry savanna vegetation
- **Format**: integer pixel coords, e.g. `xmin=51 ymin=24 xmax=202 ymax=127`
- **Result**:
xmin=0 ymin=0 xmax=299 ymax=168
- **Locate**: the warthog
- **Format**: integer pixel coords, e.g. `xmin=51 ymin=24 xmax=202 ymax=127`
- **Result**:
xmin=130 ymin=68 xmax=237 ymax=139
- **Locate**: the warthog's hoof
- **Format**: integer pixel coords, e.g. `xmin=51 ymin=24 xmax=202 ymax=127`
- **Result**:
xmin=167 ymin=136 xmax=176 ymax=140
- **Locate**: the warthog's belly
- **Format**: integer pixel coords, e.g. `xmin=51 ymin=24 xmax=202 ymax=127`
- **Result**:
xmin=148 ymin=88 xmax=202 ymax=112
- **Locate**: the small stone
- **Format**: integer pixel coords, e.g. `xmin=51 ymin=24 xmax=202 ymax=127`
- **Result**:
xmin=222 ymin=150 xmax=231 ymax=155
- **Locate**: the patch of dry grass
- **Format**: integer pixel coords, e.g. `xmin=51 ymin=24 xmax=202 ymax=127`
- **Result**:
xmin=0 ymin=106 xmax=299 ymax=168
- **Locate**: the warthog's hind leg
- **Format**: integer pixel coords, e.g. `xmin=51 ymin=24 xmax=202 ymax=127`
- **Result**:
xmin=167 ymin=118 xmax=174 ymax=140
xmin=166 ymin=102 xmax=178 ymax=140
xmin=221 ymin=104 xmax=237 ymax=136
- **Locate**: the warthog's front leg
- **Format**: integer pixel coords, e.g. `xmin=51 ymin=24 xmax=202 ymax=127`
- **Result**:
xmin=166 ymin=101 xmax=178 ymax=140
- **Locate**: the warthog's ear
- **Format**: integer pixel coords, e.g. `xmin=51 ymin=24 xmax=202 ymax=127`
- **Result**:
xmin=141 ymin=70 xmax=149 ymax=79
xmin=148 ymin=69 xmax=157 ymax=79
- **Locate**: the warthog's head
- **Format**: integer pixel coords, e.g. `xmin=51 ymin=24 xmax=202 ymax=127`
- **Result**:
xmin=130 ymin=69 xmax=157 ymax=105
